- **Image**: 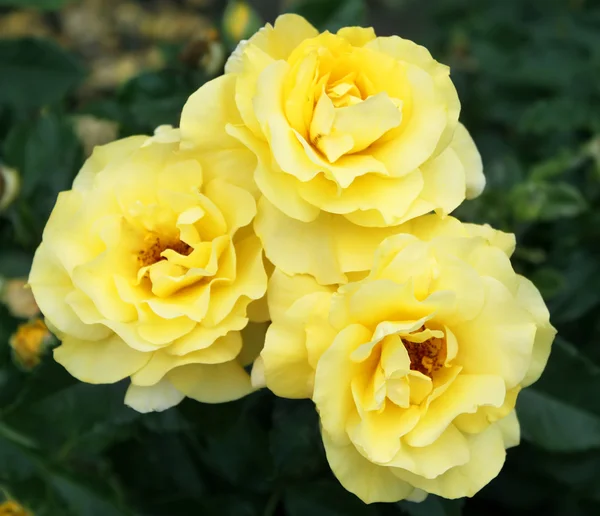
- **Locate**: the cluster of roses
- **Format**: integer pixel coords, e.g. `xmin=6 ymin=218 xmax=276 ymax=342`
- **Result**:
xmin=29 ymin=15 xmax=556 ymax=504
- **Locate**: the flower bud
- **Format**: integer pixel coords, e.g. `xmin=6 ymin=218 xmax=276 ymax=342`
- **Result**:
xmin=0 ymin=500 xmax=31 ymax=516
xmin=0 ymin=164 xmax=20 ymax=212
xmin=9 ymin=318 xmax=52 ymax=370
xmin=1 ymin=278 xmax=40 ymax=319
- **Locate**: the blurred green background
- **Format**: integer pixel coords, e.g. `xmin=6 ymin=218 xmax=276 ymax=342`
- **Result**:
xmin=1 ymin=0 xmax=600 ymax=515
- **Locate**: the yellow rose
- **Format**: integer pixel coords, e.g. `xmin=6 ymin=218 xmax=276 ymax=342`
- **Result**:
xmin=28 ymin=127 xmax=267 ymax=413
xmin=181 ymin=14 xmax=485 ymax=284
xmin=258 ymin=215 xmax=555 ymax=503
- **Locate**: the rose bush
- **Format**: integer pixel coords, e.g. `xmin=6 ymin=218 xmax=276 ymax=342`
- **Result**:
xmin=28 ymin=126 xmax=267 ymax=413
xmin=257 ymin=215 xmax=555 ymax=503
xmin=181 ymin=14 xmax=486 ymax=284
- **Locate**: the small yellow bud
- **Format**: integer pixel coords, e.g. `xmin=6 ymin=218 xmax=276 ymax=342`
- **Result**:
xmin=0 ymin=164 xmax=20 ymax=212
xmin=1 ymin=278 xmax=40 ymax=319
xmin=222 ymin=0 xmax=262 ymax=46
xmin=9 ymin=319 xmax=51 ymax=370
xmin=0 ymin=500 xmax=31 ymax=516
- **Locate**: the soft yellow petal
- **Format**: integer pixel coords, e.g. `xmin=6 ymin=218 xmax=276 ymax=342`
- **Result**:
xmin=515 ymin=276 xmax=556 ymax=387
xmin=131 ymin=331 xmax=243 ymax=386
xmin=124 ymin=378 xmax=185 ymax=413
xmin=497 ymin=410 xmax=521 ymax=449
xmin=323 ymin=431 xmax=415 ymax=504
xmin=225 ymin=13 xmax=318 ymax=74
xmin=255 ymin=198 xmax=398 ymax=285
xmin=29 ymin=243 xmax=111 ymax=341
xmin=267 ymin=269 xmax=334 ymax=322
xmin=238 ymin=321 xmax=269 ymax=367
xmin=180 ymin=74 xmax=242 ymax=149
xmin=386 ymin=424 xmax=470 ymax=479
xmin=451 ymin=123 xmax=485 ymax=199
xmin=463 ymin=223 xmax=516 ymax=257
xmin=371 ymin=64 xmax=448 ymax=177
xmin=314 ymin=324 xmax=373 ymax=441
xmin=168 ymin=360 xmax=254 ymax=403
xmin=392 ymin=424 xmax=507 ymax=499
xmin=337 ymin=26 xmax=376 ymax=47
xmin=261 ymin=320 xmax=315 ymax=399
xmin=404 ymin=375 xmax=506 ymax=447
xmin=204 ymin=235 xmax=267 ymax=327
xmin=417 ymin=146 xmax=466 ymax=217
xmin=54 ymin=334 xmax=150 ymax=384
xmin=453 ymin=277 xmax=537 ymax=388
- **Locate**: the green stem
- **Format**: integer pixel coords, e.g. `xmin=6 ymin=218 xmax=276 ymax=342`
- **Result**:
xmin=263 ymin=491 xmax=280 ymax=516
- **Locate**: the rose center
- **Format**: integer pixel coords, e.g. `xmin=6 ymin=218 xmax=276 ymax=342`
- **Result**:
xmin=402 ymin=330 xmax=446 ymax=377
xmin=137 ymin=235 xmax=192 ymax=267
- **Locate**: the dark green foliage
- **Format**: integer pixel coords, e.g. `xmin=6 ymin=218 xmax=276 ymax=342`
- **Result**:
xmin=1 ymin=0 xmax=600 ymax=514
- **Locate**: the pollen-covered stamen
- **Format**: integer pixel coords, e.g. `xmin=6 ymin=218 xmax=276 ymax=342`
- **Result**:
xmin=137 ymin=235 xmax=192 ymax=267
xmin=402 ymin=326 xmax=447 ymax=377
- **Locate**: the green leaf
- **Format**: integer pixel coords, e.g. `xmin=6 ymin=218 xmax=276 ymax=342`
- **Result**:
xmin=534 ymin=337 xmax=600 ymax=416
xmin=0 ymin=38 xmax=85 ymax=111
xmin=269 ymin=398 xmax=327 ymax=480
xmin=517 ymin=388 xmax=600 ymax=452
xmin=182 ymin=393 xmax=275 ymax=493
xmin=4 ymin=382 xmax=138 ymax=457
xmin=284 ymin=479 xmax=377 ymax=516
xmin=84 ymin=69 xmax=206 ymax=137
xmin=511 ymin=181 xmax=587 ymax=222
xmin=49 ymin=471 xmax=128 ymax=516
xmin=289 ymin=0 xmax=366 ymax=31
xmin=0 ymin=249 xmax=32 ymax=278
xmin=2 ymin=111 xmax=82 ymax=245
xmin=0 ymin=0 xmax=75 ymax=9
xmin=398 ymin=496 xmax=464 ymax=516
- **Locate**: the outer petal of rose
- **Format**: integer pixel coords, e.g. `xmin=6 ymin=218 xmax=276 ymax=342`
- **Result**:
xmin=515 ymin=276 xmax=557 ymax=387
xmin=403 ymin=374 xmax=506 ymax=447
xmin=371 ymin=64 xmax=449 ymax=178
xmin=391 ymin=424 xmax=506 ymax=499
xmin=131 ymin=332 xmax=243 ymax=386
xmin=268 ymin=269 xmax=334 ymax=322
xmin=297 ymin=170 xmax=424 ymax=225
xmin=168 ymin=361 xmax=254 ymax=403
xmin=497 ymin=410 xmax=521 ymax=449
xmin=29 ymin=243 xmax=111 ymax=341
xmin=337 ymin=27 xmax=376 ymax=47
xmin=366 ymin=36 xmax=460 ymax=154
xmin=451 ymin=123 xmax=485 ymax=199
xmin=261 ymin=290 xmax=333 ymax=398
xmin=453 ymin=386 xmax=519 ymax=434
xmin=238 ymin=321 xmax=269 ymax=367
xmin=54 ymin=334 xmax=150 ymax=384
xmin=425 ymin=147 xmax=467 ymax=215
xmin=261 ymin=318 xmax=315 ymax=399
xmin=255 ymin=198 xmax=399 ymax=285
xmin=382 ymin=424 xmax=470 ymax=479
xmin=225 ymin=13 xmax=318 ymax=73
xmin=463 ymin=223 xmax=516 ymax=257
xmin=314 ymin=324 xmax=374 ymax=442
xmin=453 ymin=277 xmax=537 ymax=389
xmin=124 ymin=378 xmax=185 ymax=413
xmin=73 ymin=136 xmax=148 ymax=191
xmin=322 ymin=431 xmax=416 ymax=504
xmin=204 ymin=235 xmax=267 ymax=327
xmin=197 ymin=147 xmax=259 ymax=198
xmin=180 ymin=74 xmax=242 ymax=149
xmin=204 ymin=179 xmax=257 ymax=233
